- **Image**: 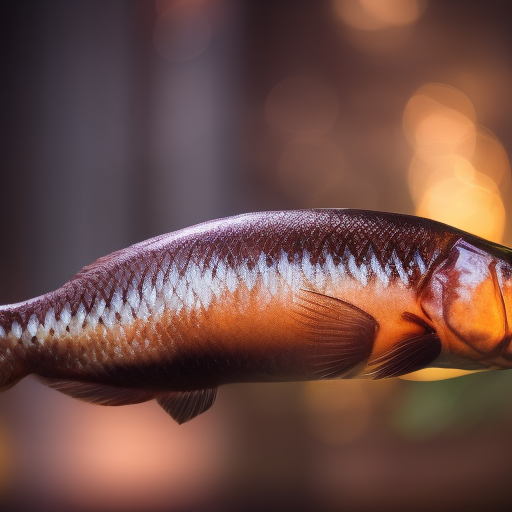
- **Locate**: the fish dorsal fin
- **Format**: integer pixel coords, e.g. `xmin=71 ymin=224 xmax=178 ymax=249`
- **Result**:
xmin=366 ymin=331 xmax=442 ymax=379
xmin=71 ymin=249 xmax=132 ymax=280
xmin=292 ymin=289 xmax=378 ymax=379
xmin=38 ymin=377 xmax=156 ymax=406
xmin=157 ymin=388 xmax=217 ymax=424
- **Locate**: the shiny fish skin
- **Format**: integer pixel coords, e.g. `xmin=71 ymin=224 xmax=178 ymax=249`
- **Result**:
xmin=0 ymin=209 xmax=511 ymax=423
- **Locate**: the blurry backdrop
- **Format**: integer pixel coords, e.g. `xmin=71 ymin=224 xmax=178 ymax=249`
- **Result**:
xmin=1 ymin=1 xmax=512 ymax=511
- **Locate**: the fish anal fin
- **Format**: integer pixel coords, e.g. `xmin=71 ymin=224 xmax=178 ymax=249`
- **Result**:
xmin=157 ymin=388 xmax=217 ymax=424
xmin=366 ymin=332 xmax=442 ymax=379
xmin=38 ymin=377 xmax=155 ymax=406
xmin=293 ymin=289 xmax=378 ymax=379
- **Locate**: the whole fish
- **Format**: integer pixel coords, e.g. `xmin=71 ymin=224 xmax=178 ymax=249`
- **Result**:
xmin=1 ymin=210 xmax=511 ymax=423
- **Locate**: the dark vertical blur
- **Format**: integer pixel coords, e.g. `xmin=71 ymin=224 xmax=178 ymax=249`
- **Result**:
xmin=1 ymin=1 xmax=512 ymax=511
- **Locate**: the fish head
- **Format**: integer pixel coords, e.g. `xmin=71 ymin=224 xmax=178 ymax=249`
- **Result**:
xmin=420 ymin=238 xmax=512 ymax=369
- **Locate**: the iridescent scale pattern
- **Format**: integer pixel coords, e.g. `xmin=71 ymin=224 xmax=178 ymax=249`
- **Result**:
xmin=0 ymin=209 xmax=464 ymax=386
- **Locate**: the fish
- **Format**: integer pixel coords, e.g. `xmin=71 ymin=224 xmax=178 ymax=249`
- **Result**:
xmin=1 ymin=209 xmax=511 ymax=424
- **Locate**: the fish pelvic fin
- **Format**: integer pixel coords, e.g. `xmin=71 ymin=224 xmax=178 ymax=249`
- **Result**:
xmin=157 ymin=388 xmax=217 ymax=424
xmin=292 ymin=289 xmax=378 ymax=379
xmin=37 ymin=377 xmax=218 ymax=424
xmin=37 ymin=377 xmax=156 ymax=406
xmin=365 ymin=331 xmax=442 ymax=379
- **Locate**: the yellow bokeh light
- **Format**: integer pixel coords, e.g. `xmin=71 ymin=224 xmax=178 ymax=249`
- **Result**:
xmin=404 ymin=82 xmax=509 ymax=246
xmin=333 ymin=0 xmax=426 ymax=31
xmin=472 ymin=127 xmax=511 ymax=186
xmin=360 ymin=0 xmax=425 ymax=26
xmin=407 ymin=83 xmax=476 ymax=119
xmin=413 ymin=109 xmax=476 ymax=156
xmin=408 ymin=154 xmax=475 ymax=203
xmin=415 ymin=171 xmax=505 ymax=243
xmin=403 ymin=84 xmax=476 ymax=150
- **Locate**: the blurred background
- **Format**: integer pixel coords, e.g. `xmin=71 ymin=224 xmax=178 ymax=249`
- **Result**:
xmin=1 ymin=0 xmax=512 ymax=510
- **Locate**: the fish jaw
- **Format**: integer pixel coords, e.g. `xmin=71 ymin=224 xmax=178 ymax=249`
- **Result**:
xmin=420 ymin=239 xmax=512 ymax=369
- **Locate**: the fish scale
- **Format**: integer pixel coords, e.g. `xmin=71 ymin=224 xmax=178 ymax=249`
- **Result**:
xmin=1 ymin=209 xmax=512 ymax=424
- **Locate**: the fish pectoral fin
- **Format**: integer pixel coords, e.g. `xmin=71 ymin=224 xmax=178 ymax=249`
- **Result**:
xmin=157 ymin=388 xmax=217 ymax=424
xmin=292 ymin=289 xmax=378 ymax=379
xmin=365 ymin=332 xmax=442 ymax=379
xmin=37 ymin=377 xmax=156 ymax=406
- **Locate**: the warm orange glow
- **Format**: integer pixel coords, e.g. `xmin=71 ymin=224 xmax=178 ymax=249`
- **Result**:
xmin=37 ymin=399 xmax=227 ymax=511
xmin=408 ymin=154 xmax=475 ymax=203
xmin=406 ymin=83 xmax=476 ymax=119
xmin=360 ymin=0 xmax=425 ymax=26
xmin=413 ymin=109 xmax=476 ymax=156
xmin=403 ymin=84 xmax=476 ymax=151
xmin=303 ymin=380 xmax=371 ymax=444
xmin=416 ymin=172 xmax=505 ymax=242
xmin=472 ymin=128 xmax=511 ymax=186
xmin=404 ymin=82 xmax=509 ymax=244
xmin=265 ymin=77 xmax=338 ymax=137
xmin=399 ymin=368 xmax=480 ymax=381
xmin=333 ymin=0 xmax=426 ymax=31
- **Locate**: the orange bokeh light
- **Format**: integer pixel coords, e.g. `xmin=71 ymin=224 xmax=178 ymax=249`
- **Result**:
xmin=333 ymin=0 xmax=427 ymax=31
xmin=403 ymin=84 xmax=476 ymax=151
xmin=416 ymin=172 xmax=505 ymax=242
xmin=404 ymin=82 xmax=509 ymax=244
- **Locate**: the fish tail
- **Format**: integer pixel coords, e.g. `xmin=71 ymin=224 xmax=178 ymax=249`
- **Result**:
xmin=0 ymin=324 xmax=27 ymax=391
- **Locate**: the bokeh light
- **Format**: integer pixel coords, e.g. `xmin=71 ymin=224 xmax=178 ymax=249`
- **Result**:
xmin=408 ymin=153 xmax=475 ymax=204
xmin=403 ymin=83 xmax=476 ymax=153
xmin=25 ymin=398 xmax=227 ymax=511
xmin=413 ymin=110 xmax=476 ymax=157
xmin=404 ymin=82 xmax=510 ymax=243
xmin=265 ymin=77 xmax=339 ymax=138
xmin=472 ymin=127 xmax=511 ymax=186
xmin=416 ymin=172 xmax=505 ymax=241
xmin=333 ymin=0 xmax=427 ymax=31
